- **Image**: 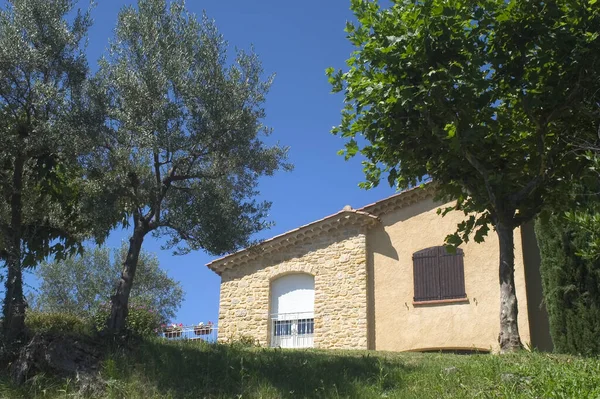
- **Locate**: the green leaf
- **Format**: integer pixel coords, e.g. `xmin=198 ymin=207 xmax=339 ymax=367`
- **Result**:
xmin=345 ymin=139 xmax=359 ymax=159
xmin=444 ymin=123 xmax=457 ymax=139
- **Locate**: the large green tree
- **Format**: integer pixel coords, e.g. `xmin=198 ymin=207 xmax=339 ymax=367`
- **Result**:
xmin=328 ymin=0 xmax=600 ymax=351
xmin=0 ymin=0 xmax=103 ymax=342
xmin=93 ymin=0 xmax=290 ymax=332
xmin=33 ymin=244 xmax=184 ymax=323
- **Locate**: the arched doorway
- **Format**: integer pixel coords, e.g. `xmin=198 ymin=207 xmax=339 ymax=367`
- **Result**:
xmin=270 ymin=273 xmax=315 ymax=348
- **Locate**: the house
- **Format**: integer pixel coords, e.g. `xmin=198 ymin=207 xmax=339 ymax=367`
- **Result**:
xmin=206 ymin=185 xmax=552 ymax=352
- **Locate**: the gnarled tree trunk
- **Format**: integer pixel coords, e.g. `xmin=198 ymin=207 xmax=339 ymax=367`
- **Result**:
xmin=497 ymin=221 xmax=523 ymax=352
xmin=107 ymin=223 xmax=146 ymax=333
xmin=2 ymin=155 xmax=26 ymax=343
xmin=3 ymin=257 xmax=26 ymax=343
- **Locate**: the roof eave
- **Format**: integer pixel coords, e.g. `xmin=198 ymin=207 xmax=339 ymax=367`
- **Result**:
xmin=359 ymin=182 xmax=436 ymax=215
xmin=206 ymin=210 xmax=378 ymax=275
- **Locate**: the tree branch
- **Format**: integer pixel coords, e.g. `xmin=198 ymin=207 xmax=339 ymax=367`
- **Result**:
xmin=463 ymin=150 xmax=499 ymax=211
xmin=508 ymin=175 xmax=543 ymax=206
xmin=147 ymin=164 xmax=178 ymax=229
xmin=160 ymin=221 xmax=195 ymax=242
xmin=151 ymin=151 xmax=162 ymax=226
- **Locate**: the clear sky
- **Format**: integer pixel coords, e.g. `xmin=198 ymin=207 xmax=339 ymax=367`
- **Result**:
xmin=36 ymin=0 xmax=400 ymax=326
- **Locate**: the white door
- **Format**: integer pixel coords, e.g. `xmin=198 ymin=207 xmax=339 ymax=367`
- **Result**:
xmin=270 ymin=274 xmax=315 ymax=348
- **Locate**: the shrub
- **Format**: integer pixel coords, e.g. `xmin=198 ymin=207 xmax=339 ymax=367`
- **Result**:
xmin=92 ymin=303 xmax=162 ymax=337
xmin=127 ymin=304 xmax=163 ymax=336
xmin=226 ymin=334 xmax=261 ymax=348
xmin=25 ymin=311 xmax=92 ymax=336
xmin=536 ymin=211 xmax=600 ymax=356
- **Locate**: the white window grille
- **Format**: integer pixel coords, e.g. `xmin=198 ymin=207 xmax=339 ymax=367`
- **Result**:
xmin=270 ymin=311 xmax=314 ymax=348
xmin=161 ymin=324 xmax=218 ymax=342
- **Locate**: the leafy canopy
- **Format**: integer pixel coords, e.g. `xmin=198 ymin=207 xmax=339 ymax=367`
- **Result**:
xmin=92 ymin=0 xmax=290 ymax=255
xmin=0 ymin=0 xmax=104 ymax=266
xmin=33 ymin=244 xmax=184 ymax=323
xmin=328 ymin=0 xmax=600 ymax=243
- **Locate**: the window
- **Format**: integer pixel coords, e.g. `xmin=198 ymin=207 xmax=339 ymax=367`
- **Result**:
xmin=270 ymin=273 xmax=315 ymax=348
xmin=273 ymin=320 xmax=292 ymax=337
xmin=413 ymin=246 xmax=466 ymax=302
xmin=297 ymin=318 xmax=314 ymax=335
xmin=273 ymin=318 xmax=314 ymax=336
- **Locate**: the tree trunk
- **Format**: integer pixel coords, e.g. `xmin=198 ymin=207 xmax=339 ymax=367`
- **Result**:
xmin=2 ymin=155 xmax=26 ymax=342
xmin=3 ymin=257 xmax=26 ymax=342
xmin=107 ymin=224 xmax=146 ymax=333
xmin=497 ymin=221 xmax=523 ymax=352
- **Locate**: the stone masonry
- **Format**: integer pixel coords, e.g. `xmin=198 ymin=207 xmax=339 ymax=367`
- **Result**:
xmin=217 ymin=227 xmax=369 ymax=349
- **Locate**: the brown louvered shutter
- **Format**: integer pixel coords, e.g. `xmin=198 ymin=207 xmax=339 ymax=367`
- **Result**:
xmin=413 ymin=246 xmax=466 ymax=302
xmin=439 ymin=247 xmax=466 ymax=300
xmin=413 ymin=247 xmax=440 ymax=302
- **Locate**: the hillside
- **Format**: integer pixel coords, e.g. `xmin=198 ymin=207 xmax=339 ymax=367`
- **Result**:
xmin=1 ymin=338 xmax=599 ymax=398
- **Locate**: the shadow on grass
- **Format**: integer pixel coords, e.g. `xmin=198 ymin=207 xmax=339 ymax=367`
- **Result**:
xmin=112 ymin=338 xmax=417 ymax=398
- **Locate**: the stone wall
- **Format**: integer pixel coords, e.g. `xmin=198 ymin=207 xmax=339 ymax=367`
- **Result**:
xmin=218 ymin=226 xmax=369 ymax=349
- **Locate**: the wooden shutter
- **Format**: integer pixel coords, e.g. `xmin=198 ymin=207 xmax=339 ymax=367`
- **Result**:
xmin=413 ymin=246 xmax=466 ymax=302
xmin=413 ymin=247 xmax=441 ymax=302
xmin=439 ymin=247 xmax=466 ymax=300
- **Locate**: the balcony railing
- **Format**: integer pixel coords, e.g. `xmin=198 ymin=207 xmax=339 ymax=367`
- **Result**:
xmin=161 ymin=324 xmax=218 ymax=343
xmin=270 ymin=311 xmax=314 ymax=348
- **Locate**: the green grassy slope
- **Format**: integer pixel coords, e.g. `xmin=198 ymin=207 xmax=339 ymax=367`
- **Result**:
xmin=2 ymin=338 xmax=600 ymax=398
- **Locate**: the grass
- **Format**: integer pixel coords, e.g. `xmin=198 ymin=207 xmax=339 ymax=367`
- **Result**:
xmin=1 ymin=337 xmax=600 ymax=398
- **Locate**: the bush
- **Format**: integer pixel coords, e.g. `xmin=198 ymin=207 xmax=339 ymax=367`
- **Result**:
xmin=127 ymin=304 xmax=163 ymax=336
xmin=25 ymin=311 xmax=92 ymax=336
xmin=91 ymin=303 xmax=162 ymax=337
xmin=226 ymin=334 xmax=261 ymax=348
xmin=536 ymin=211 xmax=600 ymax=356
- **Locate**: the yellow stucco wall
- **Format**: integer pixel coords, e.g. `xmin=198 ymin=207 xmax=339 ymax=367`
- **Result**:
xmin=368 ymin=197 xmax=532 ymax=353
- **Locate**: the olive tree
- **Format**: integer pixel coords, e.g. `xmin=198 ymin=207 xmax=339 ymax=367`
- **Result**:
xmin=34 ymin=244 xmax=184 ymax=323
xmin=94 ymin=0 xmax=290 ymax=332
xmin=0 ymin=0 xmax=101 ymax=342
xmin=328 ymin=0 xmax=600 ymax=351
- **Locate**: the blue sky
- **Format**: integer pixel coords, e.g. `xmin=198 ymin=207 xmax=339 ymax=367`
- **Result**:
xmin=34 ymin=0 xmax=399 ymax=326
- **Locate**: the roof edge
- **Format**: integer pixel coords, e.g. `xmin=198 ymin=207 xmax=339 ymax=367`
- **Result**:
xmin=358 ymin=181 xmax=435 ymax=215
xmin=206 ymin=208 xmax=379 ymax=274
xmin=206 ymin=182 xmax=436 ymax=275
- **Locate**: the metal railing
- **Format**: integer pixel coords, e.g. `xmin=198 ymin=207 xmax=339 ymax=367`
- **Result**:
xmin=270 ymin=311 xmax=314 ymax=348
xmin=161 ymin=324 xmax=218 ymax=343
